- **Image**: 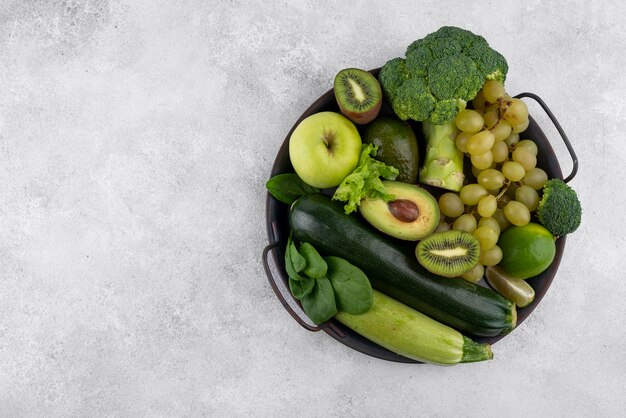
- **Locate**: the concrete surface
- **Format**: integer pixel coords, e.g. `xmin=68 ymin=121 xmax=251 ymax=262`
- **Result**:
xmin=0 ymin=1 xmax=624 ymax=416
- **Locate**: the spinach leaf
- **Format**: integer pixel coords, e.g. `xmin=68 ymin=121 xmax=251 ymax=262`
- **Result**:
xmin=289 ymin=275 xmax=315 ymax=300
xmin=288 ymin=235 xmax=306 ymax=273
xmin=301 ymin=277 xmax=337 ymax=325
xmin=284 ymin=244 xmax=303 ymax=281
xmin=325 ymin=256 xmax=373 ymax=315
xmin=265 ymin=173 xmax=320 ymax=205
xmin=284 ymin=235 xmax=304 ymax=281
xmin=299 ymin=242 xmax=327 ymax=279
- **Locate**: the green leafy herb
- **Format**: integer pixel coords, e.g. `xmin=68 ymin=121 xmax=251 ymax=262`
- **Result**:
xmin=325 ymin=256 xmax=373 ymax=314
xmin=289 ymin=275 xmax=315 ymax=300
xmin=284 ymin=234 xmax=305 ymax=280
xmin=284 ymin=237 xmax=373 ymax=324
xmin=265 ymin=173 xmax=320 ymax=205
xmin=332 ymin=144 xmax=399 ymax=214
xmin=299 ymin=243 xmax=328 ymax=279
xmin=301 ymin=277 xmax=337 ymax=324
xmin=288 ymin=235 xmax=306 ymax=273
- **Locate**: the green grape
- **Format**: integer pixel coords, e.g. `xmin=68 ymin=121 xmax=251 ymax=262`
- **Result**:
xmin=491 ymin=141 xmax=509 ymax=163
xmin=472 ymin=90 xmax=487 ymax=112
xmin=462 ymin=263 xmax=485 ymax=283
xmin=504 ymin=201 xmax=531 ymax=226
xmin=473 ymin=226 xmax=499 ymax=251
xmin=515 ymin=185 xmax=540 ymax=211
xmin=502 ymin=161 xmax=526 ymax=181
xmin=477 ymin=195 xmax=498 ymax=217
xmin=511 ymin=118 xmax=530 ymax=133
xmin=483 ymin=108 xmax=500 ymax=129
xmin=480 ymin=245 xmax=503 ymax=267
xmin=522 ymin=167 xmax=548 ymax=190
xmin=497 ymin=193 xmax=512 ymax=208
xmin=492 ymin=120 xmax=512 ymax=142
xmin=471 ymin=162 xmax=496 ymax=179
xmin=455 ymin=109 xmax=484 ymax=134
xmin=471 ymin=151 xmax=494 ymax=170
xmin=467 ymin=130 xmax=495 ymax=156
xmin=478 ymin=217 xmax=501 ymax=235
xmin=438 ymin=192 xmax=465 ymax=218
xmin=505 ymin=182 xmax=518 ymax=199
xmin=459 ymin=184 xmax=489 ymax=206
xmin=455 ymin=131 xmax=472 ymax=153
xmin=493 ymin=208 xmax=510 ymax=231
xmin=512 ymin=148 xmax=537 ymax=171
xmin=504 ymin=132 xmax=520 ymax=147
xmin=477 ymin=169 xmax=505 ymax=190
xmin=453 ymin=213 xmax=477 ymax=233
xmin=435 ymin=220 xmax=451 ymax=233
xmin=482 ymin=80 xmax=506 ymax=103
xmin=503 ymin=98 xmax=529 ymax=126
xmin=516 ymin=139 xmax=538 ymax=156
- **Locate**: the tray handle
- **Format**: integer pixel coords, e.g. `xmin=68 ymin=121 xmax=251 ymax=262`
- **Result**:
xmin=262 ymin=241 xmax=322 ymax=332
xmin=515 ymin=92 xmax=578 ymax=183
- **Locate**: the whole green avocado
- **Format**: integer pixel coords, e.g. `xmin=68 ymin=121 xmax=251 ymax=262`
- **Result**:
xmin=362 ymin=117 xmax=419 ymax=183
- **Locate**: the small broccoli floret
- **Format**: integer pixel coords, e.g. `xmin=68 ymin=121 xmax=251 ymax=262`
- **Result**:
xmin=379 ymin=26 xmax=508 ymax=125
xmin=392 ymin=78 xmax=435 ymax=121
xmin=378 ymin=58 xmax=411 ymax=102
xmin=536 ymin=179 xmax=582 ymax=236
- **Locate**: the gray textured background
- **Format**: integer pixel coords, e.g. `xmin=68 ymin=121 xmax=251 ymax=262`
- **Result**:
xmin=0 ymin=1 xmax=624 ymax=416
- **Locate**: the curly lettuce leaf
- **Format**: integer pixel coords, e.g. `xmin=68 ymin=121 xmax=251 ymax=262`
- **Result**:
xmin=331 ymin=144 xmax=399 ymax=214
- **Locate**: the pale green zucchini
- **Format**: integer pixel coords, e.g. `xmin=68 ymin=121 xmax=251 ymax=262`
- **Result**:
xmin=335 ymin=290 xmax=493 ymax=365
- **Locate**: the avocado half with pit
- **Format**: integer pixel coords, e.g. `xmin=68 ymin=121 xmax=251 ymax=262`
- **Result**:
xmin=360 ymin=181 xmax=440 ymax=241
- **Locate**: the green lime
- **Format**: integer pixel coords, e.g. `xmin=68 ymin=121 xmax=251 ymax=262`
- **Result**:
xmin=497 ymin=223 xmax=556 ymax=279
xmin=362 ymin=117 xmax=419 ymax=183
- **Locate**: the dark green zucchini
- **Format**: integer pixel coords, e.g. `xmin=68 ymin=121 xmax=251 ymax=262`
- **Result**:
xmin=289 ymin=193 xmax=516 ymax=337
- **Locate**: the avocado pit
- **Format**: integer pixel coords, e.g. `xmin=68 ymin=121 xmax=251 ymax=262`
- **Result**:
xmin=388 ymin=199 xmax=419 ymax=223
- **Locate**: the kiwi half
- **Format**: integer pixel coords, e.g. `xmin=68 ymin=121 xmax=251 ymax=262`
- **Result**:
xmin=416 ymin=230 xmax=481 ymax=277
xmin=333 ymin=68 xmax=382 ymax=125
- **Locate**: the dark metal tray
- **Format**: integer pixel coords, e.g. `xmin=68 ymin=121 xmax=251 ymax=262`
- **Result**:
xmin=263 ymin=69 xmax=578 ymax=363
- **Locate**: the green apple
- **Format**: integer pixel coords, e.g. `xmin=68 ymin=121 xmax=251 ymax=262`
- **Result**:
xmin=289 ymin=111 xmax=362 ymax=188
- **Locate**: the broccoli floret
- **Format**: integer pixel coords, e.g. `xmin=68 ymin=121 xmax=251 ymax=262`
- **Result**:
xmin=378 ymin=57 xmax=411 ymax=102
xmin=392 ymin=77 xmax=436 ymax=121
xmin=379 ymin=26 xmax=508 ymax=124
xmin=536 ymin=179 xmax=582 ymax=236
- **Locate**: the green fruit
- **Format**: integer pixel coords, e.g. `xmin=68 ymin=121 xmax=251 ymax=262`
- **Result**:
xmin=416 ymin=230 xmax=481 ymax=278
xmin=497 ymin=223 xmax=556 ymax=279
xmin=289 ymin=111 xmax=362 ymax=188
xmin=362 ymin=117 xmax=419 ymax=183
xmin=334 ymin=68 xmax=382 ymax=125
xmin=359 ymin=181 xmax=439 ymax=241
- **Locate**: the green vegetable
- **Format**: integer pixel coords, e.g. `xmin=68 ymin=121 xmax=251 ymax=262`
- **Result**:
xmin=379 ymin=26 xmax=508 ymax=125
xmin=332 ymin=143 xmax=399 ymax=214
xmin=536 ymin=178 xmax=582 ymax=236
xmin=288 ymin=235 xmax=306 ymax=273
xmin=283 ymin=236 xmax=373 ymax=324
xmin=325 ymin=256 xmax=372 ymax=315
xmin=302 ymin=277 xmax=337 ymax=325
xmin=336 ymin=290 xmax=493 ymax=365
xmin=299 ymin=243 xmax=327 ymax=279
xmin=289 ymin=275 xmax=315 ymax=300
xmin=289 ymin=193 xmax=516 ymax=337
xmin=419 ymin=119 xmax=465 ymax=191
xmin=265 ymin=173 xmax=320 ymax=205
